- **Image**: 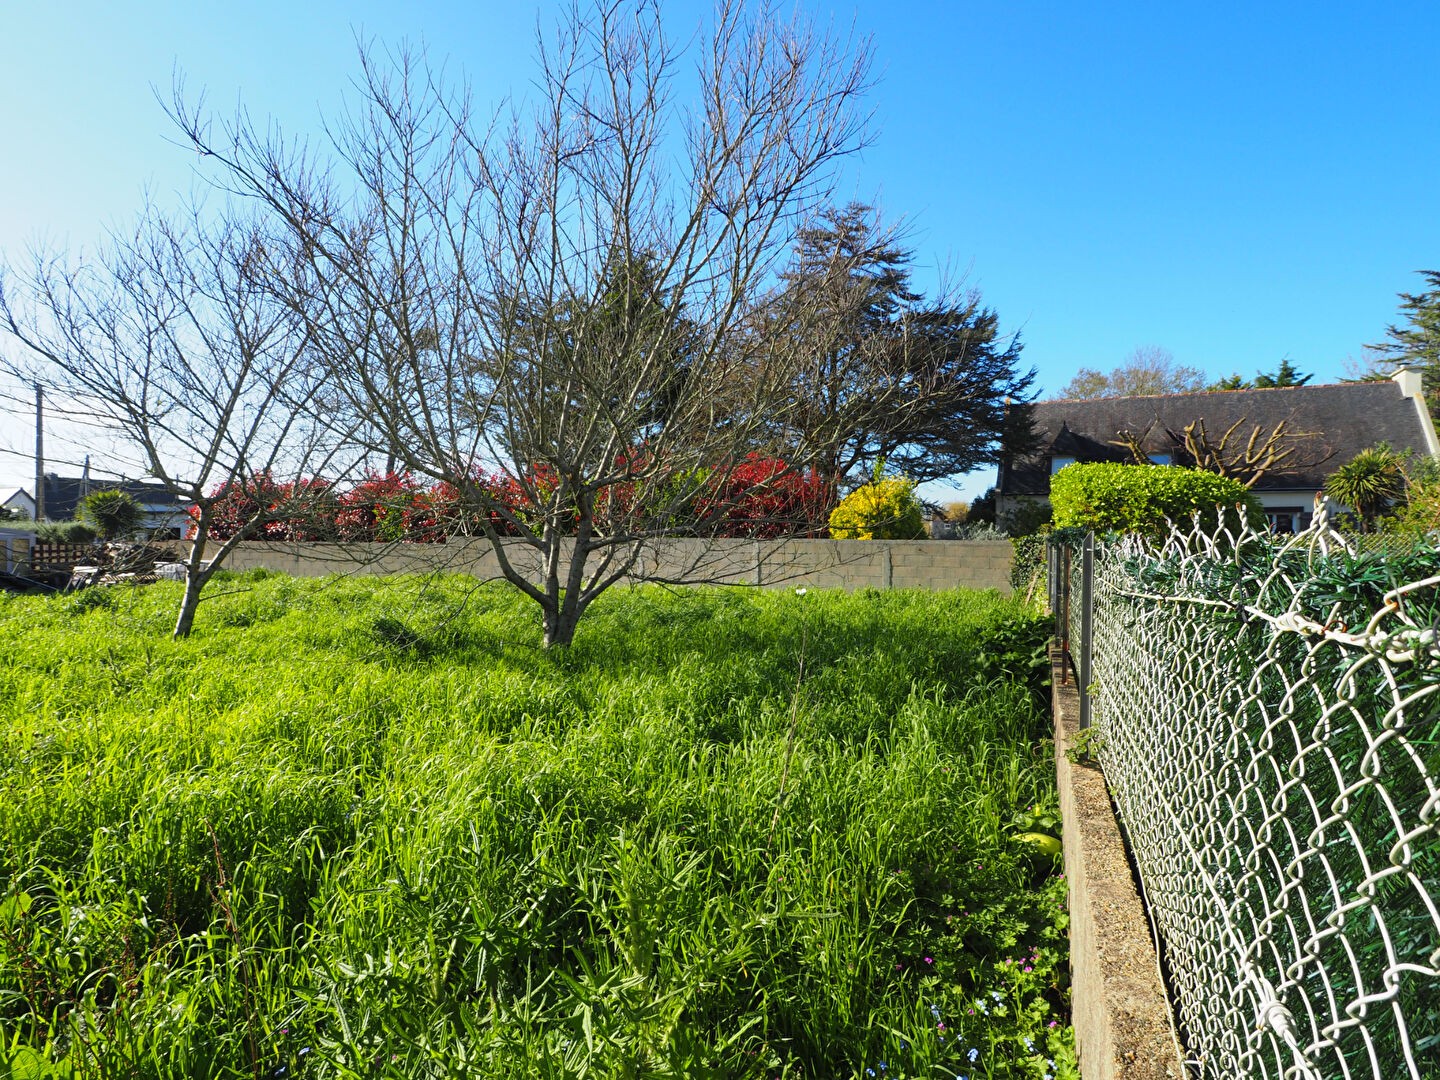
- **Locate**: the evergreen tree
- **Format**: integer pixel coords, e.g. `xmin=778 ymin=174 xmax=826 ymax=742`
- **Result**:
xmin=1367 ymin=270 xmax=1440 ymax=399
xmin=1208 ymin=360 xmax=1312 ymax=392
xmin=1252 ymin=358 xmax=1312 ymax=388
xmin=766 ymin=203 xmax=1033 ymax=491
xmin=1209 ymin=373 xmax=1251 ymax=391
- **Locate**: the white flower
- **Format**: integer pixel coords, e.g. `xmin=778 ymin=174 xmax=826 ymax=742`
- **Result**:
xmin=795 ymin=587 xmax=807 ymax=596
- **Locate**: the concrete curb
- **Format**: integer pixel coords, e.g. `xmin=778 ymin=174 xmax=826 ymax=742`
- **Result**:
xmin=1053 ymin=650 xmax=1186 ymax=1079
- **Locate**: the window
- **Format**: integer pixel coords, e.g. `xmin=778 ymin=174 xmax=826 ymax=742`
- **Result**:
xmin=1265 ymin=507 xmax=1305 ymax=534
xmin=1051 ymin=456 xmax=1077 ymax=474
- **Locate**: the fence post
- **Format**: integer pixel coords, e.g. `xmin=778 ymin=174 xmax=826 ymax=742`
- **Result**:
xmin=1078 ymin=531 xmax=1094 ymax=730
xmin=1047 ymin=538 xmax=1058 ymax=619
xmin=1058 ymin=541 xmax=1071 ymax=684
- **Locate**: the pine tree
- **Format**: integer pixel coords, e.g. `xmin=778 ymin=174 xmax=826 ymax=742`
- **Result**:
xmin=1252 ymin=358 xmax=1312 ymax=388
xmin=767 ymin=203 xmax=1032 ymax=491
xmin=1368 ymin=270 xmax=1440 ymax=399
xmin=1209 ymin=373 xmax=1251 ymax=391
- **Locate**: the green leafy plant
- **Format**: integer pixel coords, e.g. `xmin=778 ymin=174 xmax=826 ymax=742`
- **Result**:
xmin=1009 ymin=532 xmax=1049 ymax=595
xmin=1324 ymin=447 xmax=1406 ymax=532
xmin=1064 ymin=726 xmax=1105 ymax=766
xmin=32 ymin=520 xmax=98 ymax=544
xmin=972 ymin=612 xmax=1053 ymax=707
xmin=1049 ymin=462 xmax=1261 ymax=536
xmin=77 ymin=489 xmax=143 ymax=541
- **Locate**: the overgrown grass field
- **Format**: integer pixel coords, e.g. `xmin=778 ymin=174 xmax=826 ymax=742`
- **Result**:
xmin=0 ymin=576 xmax=1072 ymax=1079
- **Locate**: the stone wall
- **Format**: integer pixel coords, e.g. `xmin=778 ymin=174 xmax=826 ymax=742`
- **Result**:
xmin=212 ymin=537 xmax=1014 ymax=593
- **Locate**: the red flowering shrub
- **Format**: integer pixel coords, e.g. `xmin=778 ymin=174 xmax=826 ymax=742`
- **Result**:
xmin=704 ymin=455 xmax=831 ymax=538
xmin=192 ymin=473 xmax=337 ymax=541
xmin=334 ymin=472 xmax=451 ymax=542
xmin=187 ymin=458 xmax=829 ymax=544
xmin=436 ymin=471 xmax=536 ymax=537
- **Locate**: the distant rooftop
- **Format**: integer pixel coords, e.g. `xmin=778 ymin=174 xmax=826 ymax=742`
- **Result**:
xmin=1003 ymin=379 xmax=1436 ymax=496
xmin=38 ymin=474 xmax=188 ymax=522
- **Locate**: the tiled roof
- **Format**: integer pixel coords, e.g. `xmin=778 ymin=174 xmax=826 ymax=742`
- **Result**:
xmin=1002 ymin=381 xmax=1434 ymax=496
xmin=40 ymin=475 xmax=189 ymax=521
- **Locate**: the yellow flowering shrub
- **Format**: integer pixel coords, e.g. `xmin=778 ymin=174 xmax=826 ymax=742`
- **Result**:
xmin=828 ymin=476 xmax=925 ymax=539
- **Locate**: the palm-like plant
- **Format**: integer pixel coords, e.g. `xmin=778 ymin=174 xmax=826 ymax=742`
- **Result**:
xmin=1323 ymin=448 xmax=1406 ymax=531
xmin=78 ymin=489 xmax=143 ymax=541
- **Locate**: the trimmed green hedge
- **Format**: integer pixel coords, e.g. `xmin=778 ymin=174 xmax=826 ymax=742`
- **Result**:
xmin=1049 ymin=463 xmax=1262 ymax=535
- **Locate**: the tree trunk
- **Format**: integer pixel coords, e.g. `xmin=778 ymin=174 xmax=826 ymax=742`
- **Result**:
xmin=174 ymin=509 xmax=212 ymax=640
xmin=174 ymin=571 xmax=205 ymax=639
xmin=542 ymin=605 xmax=580 ymax=648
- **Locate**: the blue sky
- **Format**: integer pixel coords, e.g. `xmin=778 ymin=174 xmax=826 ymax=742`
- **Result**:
xmin=2 ymin=1 xmax=1438 ymax=500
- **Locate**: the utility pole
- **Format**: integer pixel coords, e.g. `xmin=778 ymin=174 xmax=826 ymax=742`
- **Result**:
xmin=33 ymin=382 xmax=45 ymax=523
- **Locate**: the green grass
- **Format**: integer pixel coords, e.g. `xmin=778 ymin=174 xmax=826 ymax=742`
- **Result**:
xmin=0 ymin=575 xmax=1073 ymax=1079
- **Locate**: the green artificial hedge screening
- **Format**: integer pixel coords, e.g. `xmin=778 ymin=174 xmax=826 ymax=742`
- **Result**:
xmin=1049 ymin=462 xmax=1262 ymax=535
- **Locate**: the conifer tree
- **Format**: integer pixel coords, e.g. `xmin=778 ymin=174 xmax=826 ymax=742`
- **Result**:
xmin=765 ymin=203 xmax=1032 ymax=492
xmin=1368 ymin=270 xmax=1440 ymax=399
xmin=1252 ymin=358 xmax=1312 ymax=388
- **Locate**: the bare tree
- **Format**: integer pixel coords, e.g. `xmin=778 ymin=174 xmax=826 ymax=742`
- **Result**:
xmin=1110 ymin=415 xmax=1333 ymax=488
xmin=1055 ymin=345 xmax=1207 ymax=400
xmin=0 ymin=207 xmax=354 ymax=637
xmin=1178 ymin=416 xmax=1332 ymax=488
xmin=171 ymin=1 xmax=899 ymax=646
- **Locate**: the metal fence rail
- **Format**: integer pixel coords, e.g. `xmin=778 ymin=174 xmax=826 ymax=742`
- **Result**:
xmin=1052 ymin=516 xmax=1440 ymax=1079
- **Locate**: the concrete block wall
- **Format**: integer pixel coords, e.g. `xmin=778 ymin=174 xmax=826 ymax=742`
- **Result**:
xmin=213 ymin=537 xmax=1014 ymax=593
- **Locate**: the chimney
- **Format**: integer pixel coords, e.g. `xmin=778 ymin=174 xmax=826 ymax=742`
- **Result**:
xmin=1393 ymin=365 xmax=1440 ymax=457
xmin=1392 ymin=365 xmax=1424 ymax=400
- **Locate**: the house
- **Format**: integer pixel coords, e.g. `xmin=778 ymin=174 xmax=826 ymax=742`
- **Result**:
xmin=0 ymin=487 xmax=35 ymax=520
xmin=37 ymin=474 xmax=190 ymax=538
xmin=998 ymin=368 xmax=1440 ymax=533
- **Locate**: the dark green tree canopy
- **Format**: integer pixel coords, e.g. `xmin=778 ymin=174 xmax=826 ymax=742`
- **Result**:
xmin=1253 ymin=358 xmax=1312 ymax=388
xmin=1207 ymin=358 xmax=1312 ymax=391
xmin=1367 ymin=270 xmax=1440 ymax=399
xmin=1209 ymin=373 xmax=1250 ymax=391
xmin=767 ymin=203 xmax=1033 ymax=489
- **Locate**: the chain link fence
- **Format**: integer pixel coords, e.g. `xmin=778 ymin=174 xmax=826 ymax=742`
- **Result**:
xmin=1051 ymin=515 xmax=1440 ymax=1079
